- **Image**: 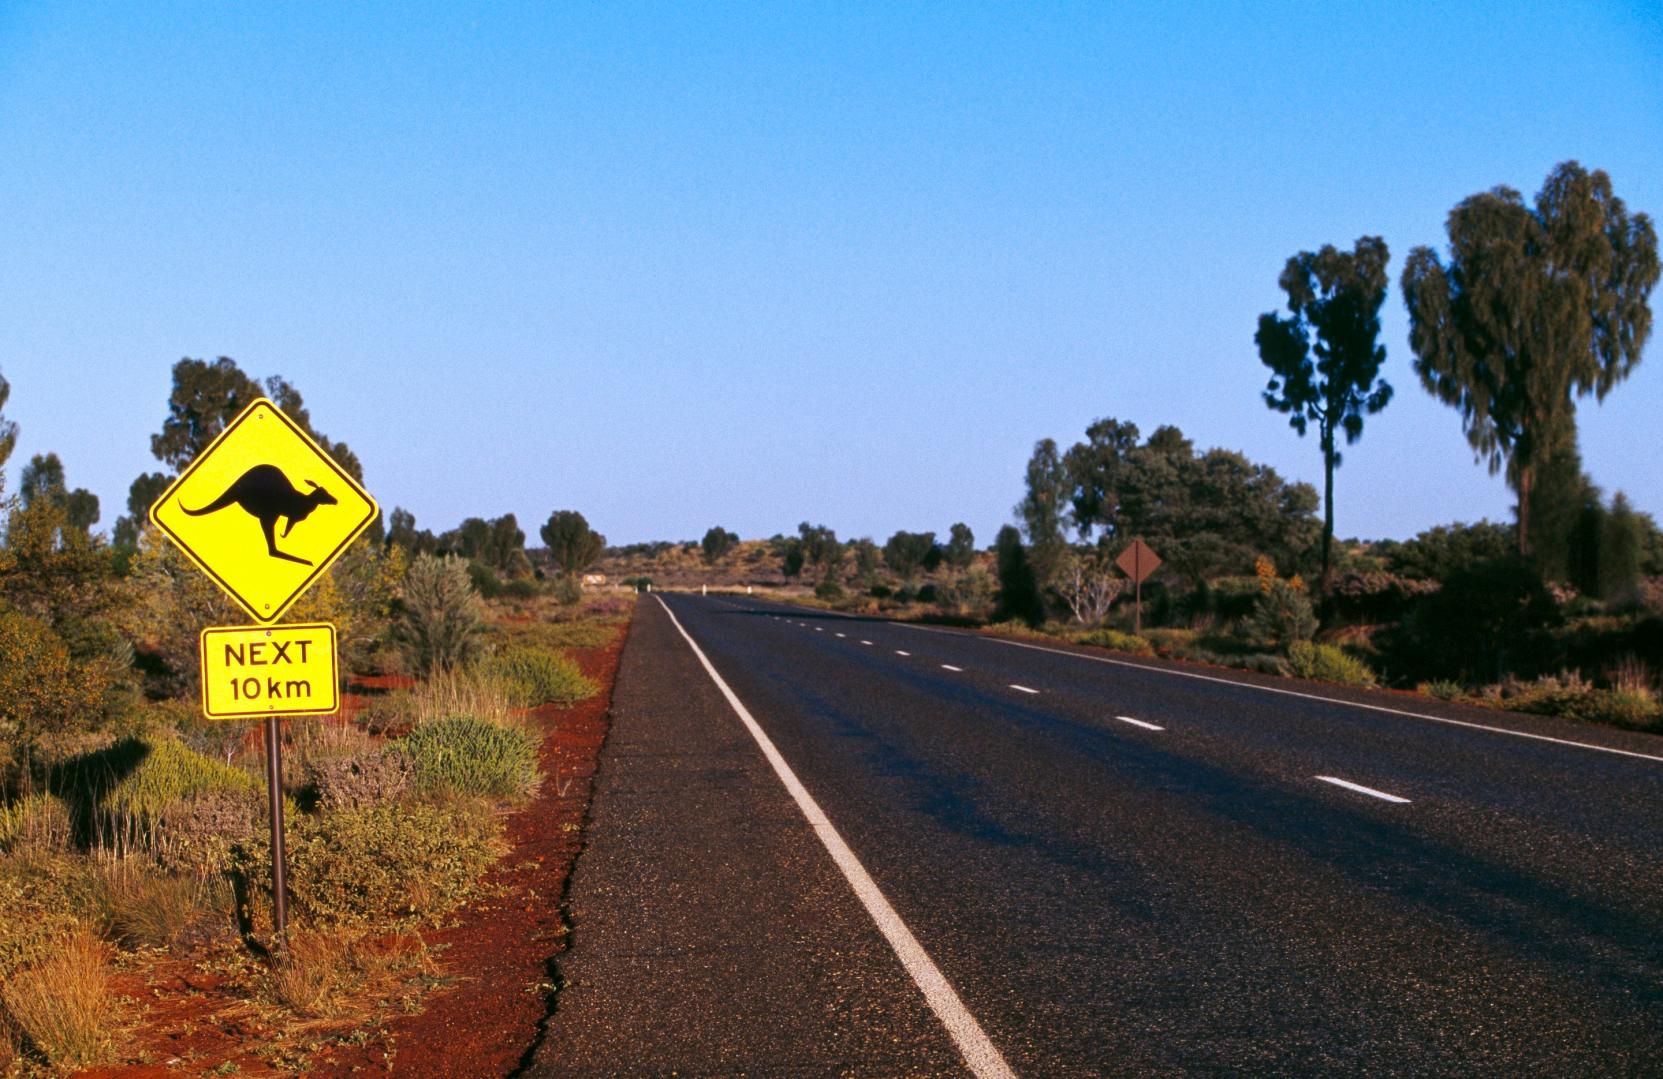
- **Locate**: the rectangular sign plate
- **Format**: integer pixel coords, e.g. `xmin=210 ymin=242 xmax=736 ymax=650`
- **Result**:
xmin=199 ymin=622 xmax=340 ymax=719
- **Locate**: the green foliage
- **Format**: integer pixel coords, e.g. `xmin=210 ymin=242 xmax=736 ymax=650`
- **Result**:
xmin=796 ymin=522 xmax=843 ymax=580
xmin=701 ymin=526 xmax=738 ymax=564
xmin=1381 ymin=556 xmax=1556 ymax=683
xmin=0 ymin=611 xmax=103 ymax=760
xmin=1257 ymin=235 xmax=1393 ymax=591
xmin=467 ymin=559 xmax=505 ymax=598
xmin=0 ymin=851 xmax=94 ymax=977
xmin=20 ymin=451 xmax=100 ymax=535
xmin=1402 ymin=162 xmax=1660 ymax=556
xmin=89 ymin=859 xmax=215 ymax=949
xmin=0 ymin=368 xmax=16 ymax=497
xmin=849 ymin=537 xmax=881 ymax=583
xmin=403 ymin=717 xmax=539 ymax=801
xmin=814 ymin=577 xmax=845 ymax=601
xmin=285 ymin=802 xmax=502 ymax=925
xmin=944 ymin=523 xmax=976 ymax=570
xmin=1287 ymin=641 xmax=1377 ymax=686
xmin=540 ymin=510 xmax=605 ymax=579
xmin=479 ymin=645 xmax=597 ymax=706
xmin=1376 ymin=520 xmax=1516 ymax=582
xmin=994 ymin=525 xmax=1044 ymax=625
xmin=439 ymin=515 xmax=530 ymax=578
xmin=153 ymin=790 xmax=262 ymax=877
xmin=1418 ymin=680 xmax=1466 ymax=701
xmin=396 ymin=553 xmax=486 ymax=674
xmin=883 ymin=530 xmax=938 ymax=581
xmin=1252 ymin=580 xmax=1317 ymax=649
xmin=58 ymin=735 xmax=258 ymax=826
xmin=1072 ymin=628 xmax=1154 ymax=656
xmin=936 ymin=568 xmax=995 ymax=616
xmin=549 ymin=574 xmax=584 ymax=604
xmin=1600 ymin=493 xmax=1645 ymax=604
xmin=0 ymin=793 xmax=72 ymax=854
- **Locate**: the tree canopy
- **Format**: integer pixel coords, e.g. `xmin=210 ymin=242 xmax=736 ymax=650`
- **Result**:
xmin=701 ymin=526 xmax=738 ymax=564
xmin=1402 ymin=161 xmax=1659 ymax=555
xmin=540 ymin=510 xmax=605 ymax=579
xmin=944 ymin=522 xmax=975 ymax=570
xmin=1256 ymin=235 xmax=1392 ymax=594
xmin=883 ymin=531 xmax=937 ymax=581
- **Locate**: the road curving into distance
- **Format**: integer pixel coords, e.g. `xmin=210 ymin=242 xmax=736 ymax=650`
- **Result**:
xmin=536 ymin=593 xmax=1663 ymax=1077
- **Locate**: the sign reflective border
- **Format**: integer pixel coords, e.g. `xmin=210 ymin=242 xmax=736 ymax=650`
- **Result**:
xmin=200 ymin=623 xmax=340 ymax=720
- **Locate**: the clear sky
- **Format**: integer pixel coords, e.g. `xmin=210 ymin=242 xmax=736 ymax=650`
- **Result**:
xmin=2 ymin=2 xmax=1660 ymax=547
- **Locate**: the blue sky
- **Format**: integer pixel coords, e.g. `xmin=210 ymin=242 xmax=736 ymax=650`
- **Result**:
xmin=2 ymin=2 xmax=1660 ymax=547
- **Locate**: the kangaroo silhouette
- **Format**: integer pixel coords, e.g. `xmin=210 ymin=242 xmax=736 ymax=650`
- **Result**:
xmin=182 ymin=464 xmax=338 ymax=566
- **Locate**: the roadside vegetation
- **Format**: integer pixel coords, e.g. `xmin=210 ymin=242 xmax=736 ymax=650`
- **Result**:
xmin=628 ymin=160 xmax=1663 ymax=735
xmin=0 ymin=357 xmax=627 ymax=1074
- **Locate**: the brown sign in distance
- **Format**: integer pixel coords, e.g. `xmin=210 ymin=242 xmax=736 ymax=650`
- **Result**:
xmin=1115 ymin=537 xmax=1162 ymax=583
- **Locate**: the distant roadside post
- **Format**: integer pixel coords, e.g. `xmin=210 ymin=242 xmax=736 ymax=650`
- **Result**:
xmin=149 ymin=398 xmax=379 ymax=944
xmin=1115 ymin=537 xmax=1162 ymax=636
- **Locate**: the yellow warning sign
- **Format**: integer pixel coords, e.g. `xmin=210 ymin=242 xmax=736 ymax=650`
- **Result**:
xmin=149 ymin=398 xmax=379 ymax=623
xmin=200 ymin=623 xmax=339 ymax=719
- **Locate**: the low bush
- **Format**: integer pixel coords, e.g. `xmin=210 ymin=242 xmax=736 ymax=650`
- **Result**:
xmin=549 ymin=576 xmax=584 ymax=605
xmin=154 ymin=789 xmax=262 ymax=877
xmin=404 ymin=717 xmax=539 ymax=801
xmin=396 ymin=554 xmax=486 ymax=675
xmin=56 ymin=736 xmax=259 ymax=841
xmin=308 ymin=745 xmax=414 ymax=812
xmin=479 ymin=646 xmax=597 ymax=707
xmin=90 ymin=859 xmax=217 ymax=950
xmin=1142 ymin=627 xmax=1198 ymax=656
xmin=1287 ymin=642 xmax=1377 ymax=686
xmin=286 ymin=802 xmax=503 ymax=925
xmin=0 ymin=852 xmax=91 ymax=977
xmin=1573 ymin=688 xmax=1663 ymax=729
xmin=1252 ymin=580 xmax=1316 ymax=649
xmin=0 ymin=927 xmax=118 ymax=1070
xmin=814 ymin=578 xmax=845 ymax=601
xmin=1418 ymin=680 xmax=1466 ymax=701
xmin=1072 ymin=628 xmax=1155 ymax=656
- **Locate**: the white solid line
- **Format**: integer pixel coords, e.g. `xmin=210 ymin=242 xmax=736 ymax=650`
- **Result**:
xmin=941 ymin=664 xmax=964 ymax=672
xmin=1009 ymin=684 xmax=1040 ymax=695
xmin=901 ymin=624 xmax=1663 ymax=766
xmin=1115 ymin=715 xmax=1164 ymax=731
xmin=655 ymin=598 xmax=1014 ymax=1079
xmin=896 ymin=650 xmax=911 ymax=657
xmin=1315 ymin=775 xmax=1412 ymax=804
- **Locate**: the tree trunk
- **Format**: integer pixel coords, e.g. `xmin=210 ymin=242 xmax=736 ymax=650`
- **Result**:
xmin=1322 ymin=441 xmax=1335 ymax=601
xmin=1517 ymin=465 xmax=1533 ymax=558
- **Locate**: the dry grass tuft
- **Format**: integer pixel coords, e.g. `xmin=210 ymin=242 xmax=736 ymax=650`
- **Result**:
xmin=269 ymin=928 xmax=352 ymax=1016
xmin=0 ymin=927 xmax=120 ymax=1070
xmin=408 ymin=666 xmax=516 ymax=729
xmin=91 ymin=857 xmax=217 ymax=950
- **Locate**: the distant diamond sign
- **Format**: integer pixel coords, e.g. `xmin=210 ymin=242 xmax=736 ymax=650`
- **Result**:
xmin=1115 ymin=537 xmax=1161 ymax=583
xmin=149 ymin=398 xmax=379 ymax=623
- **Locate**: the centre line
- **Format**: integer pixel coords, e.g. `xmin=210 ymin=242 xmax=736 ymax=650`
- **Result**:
xmin=895 ymin=650 xmax=911 ymax=656
xmin=836 ymin=632 xmax=847 ymax=638
xmin=1009 ymin=684 xmax=1039 ymax=695
xmin=656 ymin=597 xmax=1015 ymax=1079
xmin=1315 ymin=776 xmax=1411 ymax=804
xmin=861 ymin=640 xmax=874 ymax=646
xmin=1115 ymin=716 xmax=1164 ymax=731
xmin=941 ymin=664 xmax=964 ymax=672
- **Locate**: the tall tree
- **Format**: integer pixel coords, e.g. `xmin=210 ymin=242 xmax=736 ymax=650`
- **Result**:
xmin=540 ymin=510 xmax=605 ymax=579
xmin=701 ymin=526 xmax=738 ymax=564
xmin=796 ymin=522 xmax=843 ymax=582
xmin=1256 ymin=235 xmax=1393 ymax=596
xmin=944 ymin=522 xmax=976 ymax=570
xmin=1402 ymin=161 xmax=1659 ymax=556
xmin=993 ymin=524 xmax=1043 ymax=625
xmin=19 ymin=453 xmax=99 ymax=536
xmin=0 ymin=370 xmax=16 ymax=497
xmin=1017 ymin=438 xmax=1069 ymax=586
xmin=1062 ymin=418 xmax=1141 ymax=541
xmin=882 ymin=531 xmax=937 ymax=582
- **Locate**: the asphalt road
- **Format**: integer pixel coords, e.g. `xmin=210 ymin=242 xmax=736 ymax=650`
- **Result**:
xmin=536 ymin=594 xmax=1663 ymax=1077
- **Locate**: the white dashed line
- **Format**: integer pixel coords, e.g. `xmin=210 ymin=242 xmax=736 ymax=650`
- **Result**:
xmin=816 ymin=627 xmax=824 ymax=632
xmin=656 ymin=598 xmax=1015 ymax=1079
xmin=1115 ymin=715 xmax=1164 ymax=731
xmin=1009 ymin=684 xmax=1039 ymax=695
xmin=861 ymin=640 xmax=874 ymax=646
xmin=1315 ymin=776 xmax=1411 ymax=804
xmin=895 ymin=650 xmax=911 ymax=657
xmin=941 ymin=664 xmax=964 ymax=672
xmin=836 ymin=633 xmax=847 ymax=639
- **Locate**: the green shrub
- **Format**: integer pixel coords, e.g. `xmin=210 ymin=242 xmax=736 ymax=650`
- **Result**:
xmin=77 ymin=736 xmax=258 ymax=824
xmin=403 ymin=717 xmax=539 ymax=801
xmin=0 ymin=611 xmax=103 ymax=764
xmin=479 ymin=646 xmax=597 ymax=707
xmin=466 ymin=560 xmax=505 ymax=599
xmin=0 ymin=792 xmax=72 ymax=854
xmin=154 ymin=790 xmax=262 ymax=877
xmin=1572 ymin=688 xmax=1662 ymax=729
xmin=502 ymin=577 xmax=542 ymax=600
xmin=1142 ymin=627 xmax=1197 ymax=656
xmin=549 ymin=576 xmax=584 ymax=605
xmin=396 ymin=554 xmax=486 ymax=675
xmin=1418 ymin=680 xmax=1466 ymax=701
xmin=0 ymin=852 xmax=93 ymax=977
xmin=286 ymin=803 xmax=502 ymax=925
xmin=89 ymin=860 xmax=216 ymax=950
xmin=1072 ymin=628 xmax=1155 ymax=656
xmin=814 ymin=578 xmax=845 ymax=601
xmin=307 ymin=746 xmax=414 ymax=812
xmin=1287 ymin=642 xmax=1377 ymax=686
xmin=1252 ymin=580 xmax=1317 ymax=649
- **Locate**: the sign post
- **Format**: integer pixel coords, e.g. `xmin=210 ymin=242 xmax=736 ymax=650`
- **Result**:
xmin=1115 ymin=537 xmax=1163 ymax=636
xmin=150 ymin=398 xmax=377 ymax=945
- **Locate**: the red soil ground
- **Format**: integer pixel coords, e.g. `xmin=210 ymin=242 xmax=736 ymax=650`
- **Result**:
xmin=76 ymin=627 xmax=624 ymax=1078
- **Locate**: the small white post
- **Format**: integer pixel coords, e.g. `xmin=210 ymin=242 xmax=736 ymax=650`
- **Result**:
xmin=702 ymin=584 xmax=707 ymax=596
xmin=747 ymin=585 xmax=753 ymax=595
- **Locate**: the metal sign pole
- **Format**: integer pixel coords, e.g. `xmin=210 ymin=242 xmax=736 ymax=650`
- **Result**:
xmin=264 ymin=715 xmax=289 ymax=945
xmin=1134 ymin=545 xmax=1143 ymax=637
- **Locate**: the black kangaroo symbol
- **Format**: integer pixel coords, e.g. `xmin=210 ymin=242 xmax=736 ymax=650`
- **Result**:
xmin=182 ymin=464 xmax=338 ymax=566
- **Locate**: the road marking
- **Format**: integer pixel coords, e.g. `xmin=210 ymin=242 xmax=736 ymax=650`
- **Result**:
xmin=655 ymin=598 xmax=1015 ymax=1079
xmin=1316 ymin=776 xmax=1411 ymax=804
xmin=816 ymin=627 xmax=824 ymax=632
xmin=900 ymin=624 xmax=1663 ymax=766
xmin=1115 ymin=715 xmax=1164 ymax=731
xmin=836 ymin=632 xmax=847 ymax=638
xmin=941 ymin=664 xmax=964 ymax=672
xmin=861 ymin=640 xmax=874 ymax=646
xmin=895 ymin=650 xmax=911 ymax=657
xmin=1009 ymin=684 xmax=1039 ymax=695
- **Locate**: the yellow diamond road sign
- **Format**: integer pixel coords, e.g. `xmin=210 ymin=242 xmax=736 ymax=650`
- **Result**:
xmin=200 ymin=623 xmax=339 ymax=719
xmin=150 ymin=398 xmax=379 ymax=623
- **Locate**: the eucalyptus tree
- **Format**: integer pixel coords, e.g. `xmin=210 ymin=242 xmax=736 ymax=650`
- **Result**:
xmin=540 ymin=510 xmax=605 ymax=579
xmin=1402 ymin=161 xmax=1659 ymax=556
xmin=1256 ymin=235 xmax=1393 ymax=596
xmin=0 ymin=370 xmax=16 ymax=497
xmin=944 ymin=522 xmax=976 ymax=570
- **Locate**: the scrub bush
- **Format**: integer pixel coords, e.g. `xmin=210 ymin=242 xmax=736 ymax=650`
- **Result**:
xmin=1072 ymin=628 xmax=1155 ymax=656
xmin=479 ymin=646 xmax=597 ymax=707
xmin=1287 ymin=642 xmax=1377 ymax=686
xmin=396 ymin=554 xmax=486 ymax=674
xmin=404 ymin=717 xmax=539 ymax=801
xmin=0 ymin=927 xmax=118 ymax=1070
xmin=308 ymin=745 xmax=414 ymax=811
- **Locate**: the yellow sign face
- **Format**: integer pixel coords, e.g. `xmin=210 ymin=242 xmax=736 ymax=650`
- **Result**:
xmin=200 ymin=623 xmax=339 ymax=719
xmin=150 ymin=398 xmax=379 ymax=623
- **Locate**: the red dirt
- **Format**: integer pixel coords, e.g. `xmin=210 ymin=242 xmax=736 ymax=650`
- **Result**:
xmin=77 ymin=626 xmax=625 ymax=1078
